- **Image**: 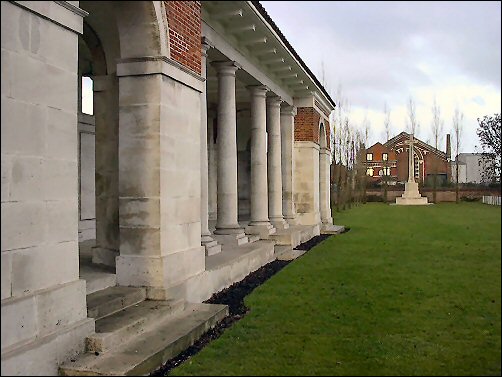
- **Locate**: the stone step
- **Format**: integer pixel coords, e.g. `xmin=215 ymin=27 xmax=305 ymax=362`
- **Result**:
xmin=86 ymin=299 xmax=185 ymax=353
xmin=274 ymin=245 xmax=292 ymax=258
xmin=80 ymin=264 xmax=116 ymax=295
xmin=87 ymin=286 xmax=147 ymax=320
xmin=59 ymin=303 xmax=228 ymax=376
xmin=277 ymin=248 xmax=308 ymax=261
xmin=320 ymin=224 xmax=346 ymax=235
xmin=269 ymin=229 xmax=302 ymax=247
xmin=247 ymin=234 xmax=260 ymax=243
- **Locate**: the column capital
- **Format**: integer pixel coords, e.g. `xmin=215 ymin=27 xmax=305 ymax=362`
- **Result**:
xmin=281 ymin=105 xmax=297 ymax=116
xmin=247 ymin=85 xmax=269 ymax=97
xmin=211 ymin=61 xmax=241 ymax=76
xmin=266 ymin=95 xmax=283 ymax=107
xmin=201 ymin=36 xmax=214 ymax=56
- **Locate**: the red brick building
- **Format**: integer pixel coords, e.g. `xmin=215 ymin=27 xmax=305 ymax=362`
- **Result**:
xmin=365 ymin=132 xmax=451 ymax=185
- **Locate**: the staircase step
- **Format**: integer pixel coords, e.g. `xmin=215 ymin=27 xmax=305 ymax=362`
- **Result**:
xmin=80 ymin=264 xmax=116 ymax=295
xmin=86 ymin=299 xmax=185 ymax=353
xmin=277 ymin=248 xmax=307 ymax=261
xmin=59 ymin=303 xmax=228 ymax=376
xmin=87 ymin=286 xmax=147 ymax=320
xmin=274 ymin=245 xmax=292 ymax=258
xmin=247 ymin=234 xmax=260 ymax=243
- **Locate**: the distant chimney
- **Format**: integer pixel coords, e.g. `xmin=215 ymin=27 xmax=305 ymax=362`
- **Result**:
xmin=446 ymin=134 xmax=451 ymax=161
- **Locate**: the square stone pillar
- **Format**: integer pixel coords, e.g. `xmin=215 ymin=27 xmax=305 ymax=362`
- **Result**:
xmin=92 ymin=75 xmax=120 ymax=267
xmin=1 ymin=2 xmax=94 ymax=375
xmin=293 ymin=141 xmax=321 ymax=225
xmin=115 ymin=59 xmax=206 ymax=298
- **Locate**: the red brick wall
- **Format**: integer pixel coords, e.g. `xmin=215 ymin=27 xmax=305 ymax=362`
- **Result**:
xmin=365 ymin=143 xmax=397 ymax=180
xmin=165 ymin=1 xmax=201 ymax=75
xmin=294 ymin=107 xmax=326 ymax=146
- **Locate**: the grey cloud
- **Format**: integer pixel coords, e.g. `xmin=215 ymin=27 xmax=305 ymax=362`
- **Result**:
xmin=261 ymin=1 xmax=501 ymax=112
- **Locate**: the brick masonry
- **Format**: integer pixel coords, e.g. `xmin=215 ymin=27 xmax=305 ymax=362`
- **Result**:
xmin=294 ymin=107 xmax=330 ymax=148
xmin=165 ymin=1 xmax=202 ymax=75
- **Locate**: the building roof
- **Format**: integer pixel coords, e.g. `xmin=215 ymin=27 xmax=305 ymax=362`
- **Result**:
xmin=385 ymin=132 xmax=447 ymax=159
xmin=250 ymin=1 xmax=336 ymax=110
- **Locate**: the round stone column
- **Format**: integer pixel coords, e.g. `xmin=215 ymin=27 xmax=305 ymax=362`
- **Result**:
xmin=320 ymin=147 xmax=333 ymax=224
xmin=246 ymin=85 xmax=275 ymax=237
xmin=200 ymin=39 xmax=221 ymax=255
xmin=267 ymin=96 xmax=289 ymax=229
xmin=211 ymin=61 xmax=247 ymax=244
xmin=281 ymin=105 xmax=297 ymax=225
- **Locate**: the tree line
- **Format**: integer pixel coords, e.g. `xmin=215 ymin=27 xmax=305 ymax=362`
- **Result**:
xmin=329 ymin=91 xmax=500 ymax=211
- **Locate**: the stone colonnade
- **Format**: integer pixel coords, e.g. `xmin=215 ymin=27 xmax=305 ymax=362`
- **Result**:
xmin=200 ymin=55 xmax=333 ymax=249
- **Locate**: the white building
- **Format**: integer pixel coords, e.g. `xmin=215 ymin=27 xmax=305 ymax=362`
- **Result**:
xmin=451 ymin=153 xmax=485 ymax=183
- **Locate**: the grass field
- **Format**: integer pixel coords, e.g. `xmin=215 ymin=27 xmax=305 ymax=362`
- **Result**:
xmin=170 ymin=203 xmax=501 ymax=376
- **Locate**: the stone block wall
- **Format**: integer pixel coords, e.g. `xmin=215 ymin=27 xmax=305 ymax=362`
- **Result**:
xmin=293 ymin=141 xmax=321 ymax=225
xmin=165 ymin=1 xmax=202 ymax=75
xmin=1 ymin=2 xmax=93 ymax=374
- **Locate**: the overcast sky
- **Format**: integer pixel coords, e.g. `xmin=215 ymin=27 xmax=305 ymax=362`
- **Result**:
xmin=261 ymin=1 xmax=501 ymax=154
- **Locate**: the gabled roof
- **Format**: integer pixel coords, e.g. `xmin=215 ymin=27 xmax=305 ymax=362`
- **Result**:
xmin=384 ymin=132 xmax=447 ymax=159
xmin=366 ymin=142 xmax=384 ymax=150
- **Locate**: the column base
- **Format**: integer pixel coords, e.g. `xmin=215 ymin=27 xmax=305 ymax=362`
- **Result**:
xmin=212 ymin=232 xmax=248 ymax=246
xmin=321 ymin=216 xmax=333 ymax=226
xmin=283 ymin=215 xmax=298 ymax=226
xmin=92 ymin=246 xmax=119 ymax=268
xmin=245 ymin=222 xmax=277 ymax=238
xmin=116 ymin=246 xmax=205 ymax=288
xmin=202 ymin=234 xmax=222 ymax=256
xmin=270 ymin=217 xmax=289 ymax=230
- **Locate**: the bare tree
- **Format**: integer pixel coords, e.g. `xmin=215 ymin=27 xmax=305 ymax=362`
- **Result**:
xmin=452 ymin=106 xmax=464 ymax=203
xmin=382 ymin=102 xmax=391 ymax=202
xmin=430 ymin=97 xmax=444 ymax=203
xmin=361 ymin=115 xmax=370 ymax=203
xmin=332 ymin=85 xmax=345 ymax=212
xmin=407 ymin=96 xmax=420 ymax=137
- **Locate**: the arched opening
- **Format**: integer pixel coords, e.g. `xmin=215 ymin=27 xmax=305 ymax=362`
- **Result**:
xmin=77 ymin=2 xmax=121 ymax=288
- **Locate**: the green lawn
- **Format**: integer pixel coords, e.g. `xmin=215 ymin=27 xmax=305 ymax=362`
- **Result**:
xmin=171 ymin=203 xmax=501 ymax=376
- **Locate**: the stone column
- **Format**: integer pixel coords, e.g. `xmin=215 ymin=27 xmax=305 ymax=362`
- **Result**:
xmin=200 ymin=39 xmax=221 ymax=255
xmin=207 ymin=110 xmax=217 ymax=222
xmin=246 ymin=86 xmax=275 ymax=237
xmin=211 ymin=61 xmax=248 ymax=246
xmin=281 ymin=105 xmax=297 ymax=225
xmin=92 ymin=74 xmax=120 ymax=267
xmin=267 ymin=96 xmax=289 ymax=229
xmin=319 ymin=147 xmax=333 ymax=225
